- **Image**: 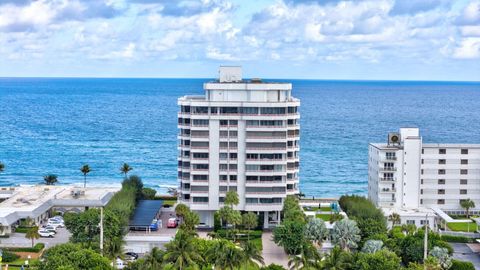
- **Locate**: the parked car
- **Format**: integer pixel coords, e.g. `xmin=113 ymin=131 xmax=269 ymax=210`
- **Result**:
xmin=38 ymin=230 xmax=55 ymax=238
xmin=48 ymin=217 xmax=63 ymax=223
xmin=124 ymin=252 xmax=138 ymax=262
xmin=42 ymin=225 xmax=57 ymax=233
xmin=167 ymin=218 xmax=178 ymax=228
xmin=111 ymin=258 xmax=125 ymax=269
xmin=47 ymin=220 xmax=64 ymax=228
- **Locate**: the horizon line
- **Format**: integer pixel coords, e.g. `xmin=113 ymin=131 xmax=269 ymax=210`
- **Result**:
xmin=1 ymin=76 xmax=479 ymax=83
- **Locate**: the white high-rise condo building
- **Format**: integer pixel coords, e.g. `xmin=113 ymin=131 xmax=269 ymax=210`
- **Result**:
xmin=368 ymin=128 xmax=480 ymax=228
xmin=177 ymin=66 xmax=300 ymax=228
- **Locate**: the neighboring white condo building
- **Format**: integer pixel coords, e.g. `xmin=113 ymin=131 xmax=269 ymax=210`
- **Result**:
xmin=177 ymin=66 xmax=300 ymax=228
xmin=368 ymin=127 xmax=480 ymax=228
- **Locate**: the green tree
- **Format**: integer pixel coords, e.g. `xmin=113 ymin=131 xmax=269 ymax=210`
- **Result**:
xmin=355 ymin=249 xmax=401 ymax=270
xmin=142 ymin=187 xmax=157 ymax=199
xmin=450 ymin=259 xmax=475 ymax=270
xmin=319 ymin=246 xmax=353 ymax=270
xmin=181 ymin=210 xmax=200 ymax=233
xmin=175 ymin=203 xmax=190 ymax=224
xmin=429 ymin=246 xmax=452 ymax=270
xmin=273 ymin=220 xmax=306 ymax=255
xmin=288 ymin=241 xmax=321 ymax=270
xmin=304 ymin=217 xmax=328 ymax=247
xmin=460 ymin=199 xmax=475 ymax=218
xmin=242 ymin=212 xmax=258 ymax=240
xmin=331 ymin=219 xmax=361 ymax=251
xmin=105 ymin=236 xmax=124 ymax=266
xmin=80 ymin=164 xmax=91 ymax=188
xmin=43 ymin=174 xmax=58 ymax=185
xmin=38 ymin=243 xmax=112 ymax=270
xmin=145 ymin=247 xmax=164 ymax=269
xmin=241 ymin=240 xmax=264 ymax=270
xmin=388 ymin=212 xmax=401 ymax=227
xmin=400 ymin=235 xmax=424 ymax=265
xmin=225 ymin=190 xmax=239 ymax=207
xmin=361 ymin=239 xmax=383 ymax=254
xmin=120 ymin=163 xmax=133 ymax=178
xmin=25 ymin=226 xmax=40 ymax=247
xmin=163 ymin=230 xmax=203 ymax=269
xmin=207 ymin=239 xmax=244 ymax=270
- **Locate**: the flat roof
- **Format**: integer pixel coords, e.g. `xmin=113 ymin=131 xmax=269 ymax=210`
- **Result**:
xmin=129 ymin=200 xmax=163 ymax=227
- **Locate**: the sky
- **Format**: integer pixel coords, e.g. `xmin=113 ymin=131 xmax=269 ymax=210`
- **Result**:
xmin=0 ymin=0 xmax=479 ymax=81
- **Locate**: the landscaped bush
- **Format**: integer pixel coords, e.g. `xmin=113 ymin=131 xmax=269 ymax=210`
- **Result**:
xmin=1 ymin=250 xmax=20 ymax=262
xmin=450 ymin=259 xmax=475 ymax=270
xmin=14 ymin=226 xmax=33 ymax=233
xmin=338 ymin=195 xmax=387 ymax=240
xmin=216 ymin=229 xmax=263 ymax=240
xmin=6 ymin=243 xmax=45 ymax=252
xmin=440 ymin=235 xmax=474 ymax=243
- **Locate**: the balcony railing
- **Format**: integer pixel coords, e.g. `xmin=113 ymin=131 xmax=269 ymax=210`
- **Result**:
xmin=379 ymin=178 xmax=395 ymax=181
xmin=380 ymin=167 xmax=397 ymax=172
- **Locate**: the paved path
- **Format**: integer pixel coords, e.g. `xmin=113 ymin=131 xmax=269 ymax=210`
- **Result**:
xmin=262 ymin=232 xmax=289 ymax=268
xmin=0 ymin=227 xmax=70 ymax=248
xmin=451 ymin=243 xmax=480 ymax=270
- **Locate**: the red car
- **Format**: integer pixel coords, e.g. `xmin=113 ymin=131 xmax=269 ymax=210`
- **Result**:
xmin=167 ymin=218 xmax=178 ymax=228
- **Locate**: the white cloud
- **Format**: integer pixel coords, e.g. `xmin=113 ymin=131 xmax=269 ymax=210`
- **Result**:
xmin=452 ymin=37 xmax=480 ymax=59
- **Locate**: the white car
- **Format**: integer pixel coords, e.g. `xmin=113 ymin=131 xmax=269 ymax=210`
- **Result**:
xmin=38 ymin=230 xmax=55 ymax=238
xmin=48 ymin=217 xmax=63 ymax=223
xmin=42 ymin=226 xmax=57 ymax=233
xmin=47 ymin=221 xmax=64 ymax=228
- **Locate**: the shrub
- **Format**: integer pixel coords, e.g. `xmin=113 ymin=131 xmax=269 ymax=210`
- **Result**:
xmin=6 ymin=243 xmax=45 ymax=252
xmin=2 ymin=250 xmax=20 ymax=262
xmin=440 ymin=235 xmax=474 ymax=243
xmin=14 ymin=226 xmax=33 ymax=233
xmin=261 ymin=264 xmax=287 ymax=270
xmin=450 ymin=259 xmax=475 ymax=270
xmin=216 ymin=229 xmax=262 ymax=240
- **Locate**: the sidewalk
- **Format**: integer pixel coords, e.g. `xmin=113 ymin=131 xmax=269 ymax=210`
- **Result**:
xmin=262 ymin=231 xmax=289 ymax=268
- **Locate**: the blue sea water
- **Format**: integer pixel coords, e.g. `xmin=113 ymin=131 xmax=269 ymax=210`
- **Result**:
xmin=0 ymin=78 xmax=479 ymax=197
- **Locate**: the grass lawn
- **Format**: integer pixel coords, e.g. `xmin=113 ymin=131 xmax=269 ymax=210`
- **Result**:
xmin=303 ymin=206 xmax=319 ymax=211
xmin=320 ymin=207 xmax=332 ymax=212
xmin=163 ymin=199 xmax=177 ymax=207
xmin=316 ymin=214 xmax=331 ymax=221
xmin=447 ymin=222 xmax=478 ymax=232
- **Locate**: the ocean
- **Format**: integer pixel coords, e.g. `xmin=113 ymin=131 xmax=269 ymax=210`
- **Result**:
xmin=1 ymin=78 xmax=479 ymax=197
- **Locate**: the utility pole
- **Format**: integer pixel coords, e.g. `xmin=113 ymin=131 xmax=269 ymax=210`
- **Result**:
xmin=100 ymin=206 xmax=104 ymax=256
xmin=424 ymin=213 xmax=428 ymax=266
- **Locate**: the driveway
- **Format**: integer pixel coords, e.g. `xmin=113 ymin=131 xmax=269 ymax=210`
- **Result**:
xmin=262 ymin=232 xmax=289 ymax=268
xmin=451 ymin=243 xmax=480 ymax=270
xmin=0 ymin=227 xmax=70 ymax=249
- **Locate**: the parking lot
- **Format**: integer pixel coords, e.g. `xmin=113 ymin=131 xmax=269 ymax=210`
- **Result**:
xmin=0 ymin=227 xmax=71 ymax=248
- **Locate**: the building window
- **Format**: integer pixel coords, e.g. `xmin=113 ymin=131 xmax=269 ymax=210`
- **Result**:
xmin=438 ymin=189 xmax=445 ymax=195
xmin=420 ymin=220 xmax=429 ymax=225
xmin=193 ymin=197 xmax=209 ymax=203
xmin=421 ymin=189 xmax=423 ymax=194
xmin=438 ymin=169 xmax=445 ymax=175
xmin=437 ymin=199 xmax=445 ymax=204
xmin=421 ymin=179 xmax=424 ymax=184
xmin=420 ymin=199 xmax=423 ymax=204
xmin=460 ymin=179 xmax=468 ymax=185
xmin=421 ymin=169 xmax=424 ymax=175
xmin=407 ymin=220 xmax=415 ymax=225
xmin=460 ymin=190 xmax=467 ymax=195
xmin=439 ymin=149 xmax=446 ymax=154
xmin=438 ymin=159 xmax=446 ymax=165
xmin=438 ymin=179 xmax=445 ymax=185
xmin=461 ymin=169 xmax=468 ymax=175
xmin=422 ymin=149 xmax=424 ymax=154
xmin=421 ymin=159 xmax=424 ymax=164
xmin=461 ymin=149 xmax=468 ymax=155
xmin=220 ymin=175 xmax=227 ymax=181
xmin=461 ymin=159 xmax=468 ymax=165
xmin=230 ymin=175 xmax=237 ymax=181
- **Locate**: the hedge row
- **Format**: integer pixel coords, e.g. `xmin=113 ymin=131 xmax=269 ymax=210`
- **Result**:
xmin=216 ymin=229 xmax=263 ymax=240
xmin=5 ymin=243 xmax=45 ymax=252
xmin=440 ymin=234 xmax=475 ymax=243
xmin=451 ymin=259 xmax=475 ymax=270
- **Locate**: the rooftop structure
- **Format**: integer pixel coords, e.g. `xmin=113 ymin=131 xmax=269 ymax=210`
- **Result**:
xmin=0 ymin=185 xmax=119 ymax=234
xmin=177 ymin=66 xmax=300 ymax=228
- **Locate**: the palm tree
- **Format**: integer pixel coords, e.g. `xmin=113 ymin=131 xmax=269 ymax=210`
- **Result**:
xmin=25 ymin=226 xmax=40 ymax=247
xmin=241 ymin=241 xmax=264 ymax=270
xmin=331 ymin=219 xmax=361 ymax=251
xmin=105 ymin=237 xmax=124 ymax=267
xmin=207 ymin=239 xmax=244 ymax=270
xmin=320 ymin=246 xmax=352 ymax=270
xmin=304 ymin=217 xmax=328 ymax=247
xmin=225 ymin=190 xmax=239 ymax=208
xmin=43 ymin=174 xmax=58 ymax=185
xmin=242 ymin=212 xmax=258 ymax=241
xmin=0 ymin=162 xmax=4 ymax=173
xmin=80 ymin=164 xmax=91 ymax=188
xmin=460 ymin=199 xmax=476 ymax=218
xmin=175 ymin=203 xmax=190 ymax=224
xmin=163 ymin=230 xmax=203 ymax=269
xmin=144 ymin=247 xmax=164 ymax=269
xmin=120 ymin=163 xmax=133 ymax=178
xmin=388 ymin=212 xmax=401 ymax=227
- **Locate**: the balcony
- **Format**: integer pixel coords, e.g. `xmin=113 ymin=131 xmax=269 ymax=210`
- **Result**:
xmin=380 ymin=167 xmax=397 ymax=172
xmin=380 ymin=188 xmax=396 ymax=193
xmin=379 ymin=177 xmax=395 ymax=182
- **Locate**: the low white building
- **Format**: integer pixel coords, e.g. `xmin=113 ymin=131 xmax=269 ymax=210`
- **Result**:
xmin=0 ymin=185 xmax=119 ymax=235
xmin=368 ymin=127 xmax=480 ymax=228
